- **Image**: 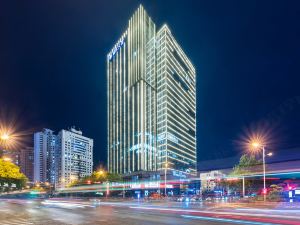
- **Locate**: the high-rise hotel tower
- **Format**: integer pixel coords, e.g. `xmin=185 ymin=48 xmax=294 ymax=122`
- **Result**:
xmin=107 ymin=5 xmax=196 ymax=177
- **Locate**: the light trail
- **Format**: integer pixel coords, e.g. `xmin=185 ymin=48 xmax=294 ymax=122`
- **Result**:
xmin=129 ymin=206 xmax=300 ymax=223
xmin=57 ymin=169 xmax=300 ymax=194
xmin=41 ymin=200 xmax=94 ymax=209
xmin=181 ymin=215 xmax=274 ymax=225
xmin=236 ymin=208 xmax=300 ymax=213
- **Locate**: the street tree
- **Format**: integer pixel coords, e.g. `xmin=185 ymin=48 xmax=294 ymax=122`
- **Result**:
xmin=0 ymin=159 xmax=27 ymax=191
xmin=222 ymin=154 xmax=262 ymax=195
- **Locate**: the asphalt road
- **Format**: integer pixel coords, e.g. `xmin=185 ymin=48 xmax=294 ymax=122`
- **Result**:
xmin=0 ymin=199 xmax=300 ymax=225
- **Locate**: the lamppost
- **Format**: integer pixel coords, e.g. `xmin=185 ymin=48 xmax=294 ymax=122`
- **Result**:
xmin=106 ymin=182 xmax=109 ymax=198
xmin=164 ymin=162 xmax=168 ymax=197
xmin=45 ymin=182 xmax=51 ymax=195
xmin=251 ymin=142 xmax=273 ymax=201
xmin=97 ymin=169 xmax=111 ymax=198
xmin=0 ymin=133 xmax=10 ymax=158
xmin=1 ymin=133 xmax=10 ymax=141
xmin=2 ymin=157 xmax=12 ymax=162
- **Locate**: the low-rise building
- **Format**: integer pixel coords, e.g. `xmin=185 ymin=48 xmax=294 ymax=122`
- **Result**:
xmin=200 ymin=170 xmax=225 ymax=192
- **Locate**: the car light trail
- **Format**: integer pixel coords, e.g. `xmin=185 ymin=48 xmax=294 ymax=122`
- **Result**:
xmin=181 ymin=215 xmax=275 ymax=225
xmin=236 ymin=208 xmax=300 ymax=213
xmin=130 ymin=206 xmax=300 ymax=224
xmin=41 ymin=200 xmax=94 ymax=209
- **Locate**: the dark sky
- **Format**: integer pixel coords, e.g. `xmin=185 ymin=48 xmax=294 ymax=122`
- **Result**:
xmin=1 ymin=0 xmax=300 ymax=167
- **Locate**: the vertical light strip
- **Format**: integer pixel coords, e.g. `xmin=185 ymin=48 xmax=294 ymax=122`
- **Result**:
xmin=123 ymin=41 xmax=126 ymax=174
xmin=107 ymin=58 xmax=110 ymax=172
xmin=128 ymin=21 xmax=131 ymax=173
xmin=116 ymin=47 xmax=119 ymax=174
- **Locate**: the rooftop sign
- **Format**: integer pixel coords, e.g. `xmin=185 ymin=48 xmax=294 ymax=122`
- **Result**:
xmin=108 ymin=35 xmax=126 ymax=60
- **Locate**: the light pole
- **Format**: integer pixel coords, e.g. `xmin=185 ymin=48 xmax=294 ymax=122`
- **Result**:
xmin=251 ymin=142 xmax=272 ymax=201
xmin=164 ymin=162 xmax=168 ymax=197
xmin=106 ymin=182 xmax=109 ymax=198
xmin=1 ymin=133 xmax=10 ymax=141
xmin=3 ymin=157 xmax=12 ymax=162
xmin=0 ymin=133 xmax=10 ymax=157
xmin=122 ymin=183 xmax=125 ymax=198
xmin=262 ymin=146 xmax=266 ymax=201
xmin=242 ymin=176 xmax=245 ymax=198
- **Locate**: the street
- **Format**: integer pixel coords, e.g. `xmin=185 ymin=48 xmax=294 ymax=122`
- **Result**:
xmin=1 ymin=199 xmax=300 ymax=225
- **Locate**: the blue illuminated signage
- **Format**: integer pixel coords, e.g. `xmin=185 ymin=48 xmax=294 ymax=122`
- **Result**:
xmin=108 ymin=36 xmax=125 ymax=60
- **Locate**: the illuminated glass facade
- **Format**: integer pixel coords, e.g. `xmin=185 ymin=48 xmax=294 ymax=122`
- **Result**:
xmin=108 ymin=5 xmax=196 ymax=176
xmin=156 ymin=26 xmax=197 ymax=176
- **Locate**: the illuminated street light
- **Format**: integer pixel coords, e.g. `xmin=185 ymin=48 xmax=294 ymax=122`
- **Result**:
xmin=2 ymin=157 xmax=12 ymax=162
xmin=250 ymin=140 xmax=273 ymax=201
xmin=252 ymin=142 xmax=260 ymax=149
xmin=0 ymin=122 xmax=25 ymax=151
xmin=70 ymin=175 xmax=77 ymax=182
xmin=0 ymin=133 xmax=11 ymax=158
xmin=0 ymin=133 xmax=10 ymax=141
xmin=164 ymin=162 xmax=168 ymax=197
xmin=106 ymin=182 xmax=109 ymax=197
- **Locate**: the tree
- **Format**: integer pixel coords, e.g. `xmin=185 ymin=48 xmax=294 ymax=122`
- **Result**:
xmin=106 ymin=173 xmax=122 ymax=182
xmin=0 ymin=159 xmax=27 ymax=191
xmin=223 ymin=154 xmax=262 ymax=195
xmin=231 ymin=154 xmax=262 ymax=176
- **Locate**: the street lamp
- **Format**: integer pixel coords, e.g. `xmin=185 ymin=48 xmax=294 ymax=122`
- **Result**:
xmin=251 ymin=142 xmax=273 ymax=201
xmin=0 ymin=133 xmax=10 ymax=158
xmin=2 ymin=157 xmax=12 ymax=162
xmin=0 ymin=133 xmax=10 ymax=141
xmin=164 ymin=162 xmax=168 ymax=197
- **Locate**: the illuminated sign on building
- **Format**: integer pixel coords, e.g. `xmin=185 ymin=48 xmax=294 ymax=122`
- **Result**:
xmin=108 ymin=35 xmax=126 ymax=60
xmin=172 ymin=170 xmax=187 ymax=178
xmin=167 ymin=133 xmax=179 ymax=144
xmin=129 ymin=143 xmax=156 ymax=152
xmin=157 ymin=132 xmax=179 ymax=144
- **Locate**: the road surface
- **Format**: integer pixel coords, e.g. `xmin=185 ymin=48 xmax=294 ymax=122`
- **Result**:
xmin=0 ymin=199 xmax=300 ymax=225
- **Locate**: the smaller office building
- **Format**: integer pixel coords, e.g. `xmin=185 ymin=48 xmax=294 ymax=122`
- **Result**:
xmin=34 ymin=127 xmax=93 ymax=188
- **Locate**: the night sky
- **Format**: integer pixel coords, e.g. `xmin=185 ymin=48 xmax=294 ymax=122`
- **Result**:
xmin=1 ymin=0 xmax=300 ymax=168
